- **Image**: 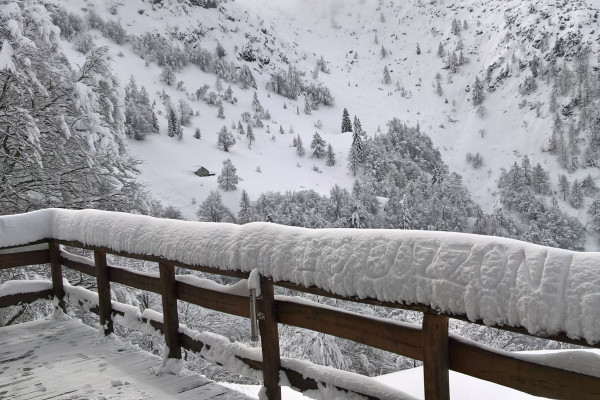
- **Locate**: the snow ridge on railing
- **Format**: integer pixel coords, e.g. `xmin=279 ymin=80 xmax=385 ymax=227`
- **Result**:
xmin=2 ymin=208 xmax=600 ymax=343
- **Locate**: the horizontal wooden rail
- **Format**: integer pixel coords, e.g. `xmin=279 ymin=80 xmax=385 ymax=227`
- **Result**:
xmin=0 ymin=289 xmax=53 ymax=308
xmin=276 ymin=297 xmax=423 ymax=361
xmin=449 ymin=337 xmax=600 ymax=400
xmin=0 ymin=249 xmax=50 ymax=270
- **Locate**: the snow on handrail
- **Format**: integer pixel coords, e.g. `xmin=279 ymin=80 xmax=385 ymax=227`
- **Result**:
xmin=2 ymin=208 xmax=600 ymax=343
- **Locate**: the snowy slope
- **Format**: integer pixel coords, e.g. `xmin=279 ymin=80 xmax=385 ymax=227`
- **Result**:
xmin=43 ymin=0 xmax=600 ymax=243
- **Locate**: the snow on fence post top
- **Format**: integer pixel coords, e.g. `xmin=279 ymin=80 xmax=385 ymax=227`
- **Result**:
xmin=2 ymin=208 xmax=600 ymax=343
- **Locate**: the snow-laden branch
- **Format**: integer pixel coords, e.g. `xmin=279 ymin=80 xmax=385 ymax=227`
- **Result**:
xmin=2 ymin=208 xmax=600 ymax=343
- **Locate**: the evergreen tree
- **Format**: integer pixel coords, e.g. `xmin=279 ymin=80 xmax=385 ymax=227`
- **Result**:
xmin=279 ymin=125 xmax=285 ymax=135
xmin=310 ymin=132 xmax=327 ymax=158
xmin=238 ymin=190 xmax=252 ymax=224
xmin=296 ymin=135 xmax=305 ymax=157
xmin=472 ymin=75 xmax=485 ymax=106
xmin=304 ymin=96 xmax=312 ymax=115
xmin=558 ymin=174 xmax=570 ymax=201
xmin=217 ymin=102 xmax=225 ymax=119
xmin=416 ymin=43 xmax=421 ymax=55
xmin=382 ymin=65 xmax=391 ymax=85
xmin=570 ymin=180 xmax=583 ymax=208
xmin=217 ymin=159 xmax=239 ymax=191
xmin=167 ymin=107 xmax=179 ymax=138
xmin=217 ymin=126 xmax=236 ymax=152
xmin=247 ymin=123 xmax=255 ymax=149
xmin=326 ymin=144 xmax=336 ymax=166
xmin=437 ymin=42 xmax=445 ymax=57
xmin=178 ymin=99 xmax=193 ymax=125
xmin=347 ymin=144 xmax=362 ymax=176
xmin=341 ymin=108 xmax=353 ymax=133
xmin=224 ymin=85 xmax=233 ymax=103
xmin=161 ymin=65 xmax=176 ymax=86
xmin=251 ymin=91 xmax=263 ymax=114
xmin=196 ymin=191 xmax=234 ymax=222
xmin=194 ymin=128 xmax=201 ymax=139
xmin=380 ymin=45 xmax=387 ymax=59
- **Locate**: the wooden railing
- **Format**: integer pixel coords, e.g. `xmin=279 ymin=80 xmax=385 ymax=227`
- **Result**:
xmin=2 ymin=238 xmax=600 ymax=400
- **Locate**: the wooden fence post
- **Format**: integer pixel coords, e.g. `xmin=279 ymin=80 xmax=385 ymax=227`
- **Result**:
xmin=422 ymin=313 xmax=450 ymax=400
xmin=49 ymin=241 xmax=65 ymax=312
xmin=258 ymin=278 xmax=281 ymax=400
xmin=159 ymin=262 xmax=181 ymax=359
xmin=94 ymin=251 xmax=113 ymax=335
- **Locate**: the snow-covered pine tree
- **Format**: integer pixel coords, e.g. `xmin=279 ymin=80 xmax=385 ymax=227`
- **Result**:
xmin=558 ymin=174 xmax=570 ymax=201
xmin=224 ymin=85 xmax=233 ymax=103
xmin=296 ymin=136 xmax=305 ymax=157
xmin=238 ymin=189 xmax=252 ymax=224
xmin=437 ymin=42 xmax=445 ymax=57
xmin=472 ymin=75 xmax=485 ymax=106
xmin=251 ymin=91 xmax=263 ymax=114
xmin=217 ymin=126 xmax=236 ymax=151
xmin=246 ymin=123 xmax=255 ymax=149
xmin=217 ymin=159 xmax=239 ymax=191
xmin=382 ymin=65 xmax=391 ymax=85
xmin=326 ymin=144 xmax=336 ymax=166
xmin=341 ymin=108 xmax=352 ymax=133
xmin=217 ymin=102 xmax=225 ymax=119
xmin=196 ymin=191 xmax=234 ymax=222
xmin=167 ymin=107 xmax=179 ymax=137
xmin=311 ymin=132 xmax=327 ymax=158
xmin=161 ymin=65 xmax=176 ymax=86
xmin=304 ymin=96 xmax=312 ymax=115
xmin=570 ymin=180 xmax=583 ymax=208
xmin=347 ymin=145 xmax=361 ymax=176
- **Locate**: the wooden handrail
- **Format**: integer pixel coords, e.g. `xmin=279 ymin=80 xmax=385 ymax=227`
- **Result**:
xmin=2 ymin=241 xmax=600 ymax=400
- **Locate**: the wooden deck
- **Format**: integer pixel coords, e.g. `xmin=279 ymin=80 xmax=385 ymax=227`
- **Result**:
xmin=0 ymin=318 xmax=254 ymax=400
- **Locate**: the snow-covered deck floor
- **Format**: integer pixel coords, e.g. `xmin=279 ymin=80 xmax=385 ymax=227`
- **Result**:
xmin=0 ymin=318 xmax=253 ymax=400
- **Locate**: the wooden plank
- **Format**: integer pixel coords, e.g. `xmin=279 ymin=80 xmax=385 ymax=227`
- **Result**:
xmin=449 ymin=337 xmax=600 ymax=400
xmin=271 ymin=281 xmax=600 ymax=350
xmin=275 ymin=280 xmax=433 ymax=314
xmin=49 ymin=241 xmax=65 ymax=312
xmin=110 ymin=266 xmax=161 ymax=294
xmin=60 ymin=254 xmax=96 ymax=277
xmin=258 ymin=278 xmax=281 ymax=400
xmin=422 ymin=314 xmax=450 ymax=400
xmin=176 ymin=281 xmax=250 ymax=318
xmin=0 ymin=290 xmax=53 ymax=308
xmin=0 ymin=249 xmax=50 ymax=270
xmin=159 ymin=263 xmax=181 ymax=359
xmin=94 ymin=251 xmax=113 ymax=335
xmin=276 ymin=297 xmax=423 ymax=360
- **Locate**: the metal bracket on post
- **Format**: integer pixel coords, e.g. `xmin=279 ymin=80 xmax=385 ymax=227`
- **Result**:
xmin=248 ymin=268 xmax=262 ymax=343
xmin=249 ymin=287 xmax=259 ymax=342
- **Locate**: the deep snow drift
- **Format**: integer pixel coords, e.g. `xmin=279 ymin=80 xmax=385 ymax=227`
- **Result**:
xmin=3 ymin=208 xmax=600 ymax=343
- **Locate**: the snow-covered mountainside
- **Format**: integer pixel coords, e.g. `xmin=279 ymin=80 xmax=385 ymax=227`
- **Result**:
xmin=6 ymin=0 xmax=600 ymax=250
